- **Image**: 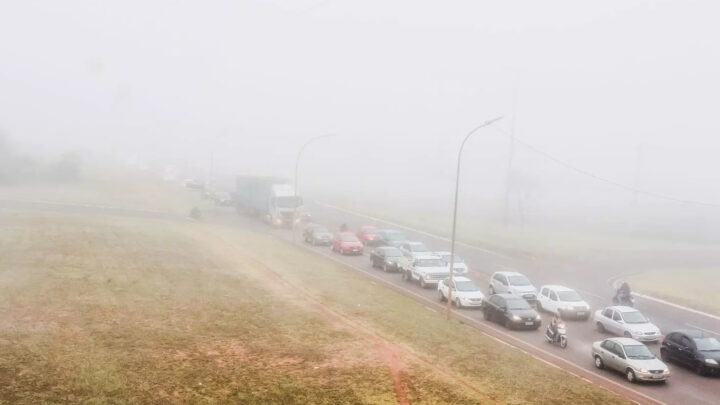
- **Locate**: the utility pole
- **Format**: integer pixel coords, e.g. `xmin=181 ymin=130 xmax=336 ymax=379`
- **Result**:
xmin=446 ymin=117 xmax=503 ymax=318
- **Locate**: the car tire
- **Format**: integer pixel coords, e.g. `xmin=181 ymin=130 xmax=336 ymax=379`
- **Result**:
xmin=455 ymin=298 xmax=462 ymax=309
xmin=483 ymin=309 xmax=491 ymax=321
xmin=696 ymin=362 xmax=706 ymax=376
xmin=660 ymin=349 xmax=670 ymax=363
xmin=420 ymin=278 xmax=427 ymax=289
xmin=596 ymin=322 xmax=605 ymax=333
xmin=594 ymin=356 xmax=604 ymax=369
xmin=383 ymin=263 xmax=389 ymax=272
xmin=504 ymin=318 xmax=513 ymax=330
xmin=403 ymin=270 xmax=411 ymax=282
xmin=626 ymin=369 xmax=636 ymax=383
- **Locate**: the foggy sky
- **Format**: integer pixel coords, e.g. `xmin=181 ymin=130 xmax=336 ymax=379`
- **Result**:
xmin=2 ymin=0 xmax=720 ymax=207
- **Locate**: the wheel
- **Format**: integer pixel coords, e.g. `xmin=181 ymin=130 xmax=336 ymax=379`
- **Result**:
xmin=560 ymin=336 xmax=567 ymax=348
xmin=594 ymin=356 xmax=604 ymax=369
xmin=403 ymin=270 xmax=412 ymax=282
xmin=383 ymin=263 xmax=389 ymax=272
xmin=504 ymin=318 xmax=513 ymax=330
xmin=626 ymin=369 xmax=636 ymax=383
xmin=455 ymin=298 xmax=462 ymax=309
xmin=483 ymin=309 xmax=491 ymax=321
xmin=596 ymin=322 xmax=605 ymax=333
xmin=696 ymin=361 xmax=706 ymax=376
xmin=438 ymin=290 xmax=446 ymax=302
xmin=489 ymin=285 xmax=496 ymax=295
xmin=660 ymin=349 xmax=670 ymax=362
xmin=420 ymin=278 xmax=427 ymax=289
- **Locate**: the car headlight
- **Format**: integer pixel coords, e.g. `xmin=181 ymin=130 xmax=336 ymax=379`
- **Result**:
xmin=705 ymin=358 xmax=719 ymax=365
xmin=663 ymin=369 xmax=670 ymax=374
xmin=424 ymin=274 xmax=431 ymax=280
xmin=535 ymin=314 xmax=541 ymax=321
xmin=511 ymin=315 xmax=521 ymax=321
xmin=563 ymin=305 xmax=574 ymax=311
xmin=639 ymin=368 xmax=649 ymax=373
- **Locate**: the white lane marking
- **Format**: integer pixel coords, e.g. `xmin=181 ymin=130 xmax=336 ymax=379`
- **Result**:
xmin=289 ymin=238 xmax=666 ymax=405
xmin=685 ymin=324 xmax=720 ymax=337
xmin=632 ymin=293 xmax=720 ymax=322
xmin=314 ymin=201 xmax=512 ymax=260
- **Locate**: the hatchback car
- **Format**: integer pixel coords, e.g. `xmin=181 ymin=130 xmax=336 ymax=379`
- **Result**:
xmin=592 ymin=337 xmax=670 ymax=383
xmin=438 ymin=276 xmax=485 ymax=308
xmin=661 ymin=329 xmax=720 ymax=375
xmin=331 ymin=232 xmax=364 ymax=255
xmin=305 ymin=226 xmax=332 ymax=245
xmin=433 ymin=251 xmax=469 ymax=275
xmin=482 ymin=293 xmax=541 ymax=330
xmin=369 ymin=246 xmax=404 ymax=271
xmin=594 ymin=306 xmax=661 ymax=342
xmin=489 ymin=271 xmax=538 ymax=305
xmin=537 ymin=285 xmax=590 ymax=320
xmin=373 ymin=229 xmax=408 ymax=247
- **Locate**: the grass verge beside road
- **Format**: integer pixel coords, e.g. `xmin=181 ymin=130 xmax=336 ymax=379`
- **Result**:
xmin=624 ymin=269 xmax=720 ymax=316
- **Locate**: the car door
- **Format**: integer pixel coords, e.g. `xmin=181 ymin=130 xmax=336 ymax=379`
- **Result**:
xmin=601 ymin=341 xmax=620 ymax=371
xmin=610 ymin=310 xmax=624 ymax=335
xmin=599 ymin=308 xmax=613 ymax=331
xmin=495 ymin=274 xmax=509 ymax=293
xmin=547 ymin=290 xmax=559 ymax=314
xmin=486 ymin=295 xmax=503 ymax=322
xmin=539 ymin=287 xmax=550 ymax=309
xmin=678 ymin=335 xmax=697 ymax=366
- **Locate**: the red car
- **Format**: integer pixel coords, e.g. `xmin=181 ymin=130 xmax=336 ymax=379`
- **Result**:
xmin=356 ymin=225 xmax=378 ymax=245
xmin=331 ymin=232 xmax=364 ymax=255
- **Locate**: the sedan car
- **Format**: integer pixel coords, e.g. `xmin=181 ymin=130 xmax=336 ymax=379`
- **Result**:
xmin=594 ymin=306 xmax=662 ymax=342
xmin=537 ymin=285 xmax=590 ymax=320
xmin=661 ymin=329 xmax=720 ymax=375
xmin=592 ymin=337 xmax=670 ymax=383
xmin=331 ymin=232 xmax=364 ymax=255
xmin=433 ymin=251 xmax=468 ymax=275
xmin=438 ymin=276 xmax=485 ymax=308
xmin=369 ymin=246 xmax=404 ymax=271
xmin=305 ymin=226 xmax=332 ymax=246
xmin=398 ymin=241 xmax=432 ymax=258
xmin=482 ymin=293 xmax=541 ymax=330
xmin=373 ymin=229 xmax=408 ymax=247
xmin=213 ymin=191 xmax=233 ymax=206
xmin=489 ymin=271 xmax=538 ymax=305
xmin=356 ymin=226 xmax=378 ymax=245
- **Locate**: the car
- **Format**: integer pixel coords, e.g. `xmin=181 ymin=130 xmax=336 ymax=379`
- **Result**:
xmin=437 ymin=276 xmax=485 ymax=308
xmin=303 ymin=223 xmax=324 ymax=239
xmin=482 ymin=293 xmax=541 ymax=330
xmin=398 ymin=241 xmax=432 ymax=258
xmin=305 ymin=225 xmax=332 ymax=245
xmin=594 ymin=306 xmax=661 ymax=342
xmin=537 ymin=285 xmax=590 ymax=320
xmin=183 ymin=178 xmax=205 ymax=189
xmin=433 ymin=251 xmax=469 ymax=275
xmin=373 ymin=229 xmax=408 ymax=247
xmin=489 ymin=271 xmax=538 ymax=305
xmin=213 ymin=191 xmax=233 ymax=206
xmin=331 ymin=232 xmax=364 ymax=255
xmin=369 ymin=246 xmax=404 ymax=271
xmin=592 ymin=337 xmax=670 ymax=383
xmin=356 ymin=226 xmax=378 ymax=245
xmin=397 ymin=255 xmax=450 ymax=288
xmin=661 ymin=329 xmax=720 ymax=375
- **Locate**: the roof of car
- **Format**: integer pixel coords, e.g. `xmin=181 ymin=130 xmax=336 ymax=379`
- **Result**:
xmin=339 ymin=232 xmax=358 ymax=237
xmin=433 ymin=251 xmax=450 ymax=255
xmin=406 ymin=241 xmax=426 ymax=246
xmin=606 ymin=306 xmax=638 ymax=313
xmin=607 ymin=337 xmax=642 ymax=346
xmin=540 ymin=285 xmax=575 ymax=292
xmin=413 ymin=254 xmax=442 ymax=260
xmin=360 ymin=225 xmax=377 ymax=231
xmin=492 ymin=293 xmax=524 ymax=299
xmin=671 ymin=329 xmax=706 ymax=338
xmin=451 ymin=276 xmax=472 ymax=282
xmin=493 ymin=271 xmax=524 ymax=277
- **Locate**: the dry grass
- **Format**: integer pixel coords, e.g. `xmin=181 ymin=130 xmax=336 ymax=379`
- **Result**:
xmin=624 ymin=269 xmax=720 ymax=315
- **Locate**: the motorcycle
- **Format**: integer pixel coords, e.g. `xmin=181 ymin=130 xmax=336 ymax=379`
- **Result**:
xmin=545 ymin=322 xmax=568 ymax=348
xmin=612 ymin=291 xmax=635 ymax=307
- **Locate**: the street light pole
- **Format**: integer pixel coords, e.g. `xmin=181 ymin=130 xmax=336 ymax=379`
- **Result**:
xmin=446 ymin=117 xmax=503 ymax=318
xmin=293 ymin=134 xmax=337 ymax=241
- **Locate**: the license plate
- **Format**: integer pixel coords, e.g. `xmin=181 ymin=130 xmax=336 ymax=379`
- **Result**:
xmin=653 ymin=375 xmax=663 ymax=379
xmin=524 ymin=321 xmax=534 ymax=326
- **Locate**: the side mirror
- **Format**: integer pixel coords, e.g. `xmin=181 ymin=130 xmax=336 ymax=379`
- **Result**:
xmin=500 ymin=306 xmax=507 ymax=312
xmin=619 ymin=353 xmax=626 ymax=359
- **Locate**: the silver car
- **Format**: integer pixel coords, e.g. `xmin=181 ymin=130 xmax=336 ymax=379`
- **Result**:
xmin=592 ymin=337 xmax=670 ymax=383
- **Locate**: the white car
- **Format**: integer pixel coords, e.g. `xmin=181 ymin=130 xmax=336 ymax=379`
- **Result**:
xmin=398 ymin=241 xmax=432 ymax=258
xmin=437 ymin=276 xmax=485 ymax=308
xmin=594 ymin=306 xmax=662 ymax=342
xmin=537 ymin=285 xmax=590 ymax=320
xmin=489 ymin=271 xmax=538 ymax=305
xmin=433 ymin=251 xmax=469 ymax=275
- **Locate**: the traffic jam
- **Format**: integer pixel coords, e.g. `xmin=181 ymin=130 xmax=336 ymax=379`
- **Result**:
xmin=301 ymin=222 xmax=720 ymax=385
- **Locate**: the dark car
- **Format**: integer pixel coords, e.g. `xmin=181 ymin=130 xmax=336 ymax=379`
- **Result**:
xmin=482 ymin=293 xmax=541 ymax=330
xmin=305 ymin=226 xmax=332 ymax=246
xmin=373 ymin=229 xmax=407 ymax=247
xmin=661 ymin=330 xmax=720 ymax=375
xmin=303 ymin=223 xmax=324 ymax=240
xmin=369 ymin=246 xmax=404 ymax=271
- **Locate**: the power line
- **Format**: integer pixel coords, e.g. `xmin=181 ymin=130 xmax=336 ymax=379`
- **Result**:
xmin=493 ymin=127 xmax=720 ymax=208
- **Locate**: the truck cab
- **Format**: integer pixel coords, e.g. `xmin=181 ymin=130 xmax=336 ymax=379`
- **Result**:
xmin=267 ymin=184 xmax=304 ymax=227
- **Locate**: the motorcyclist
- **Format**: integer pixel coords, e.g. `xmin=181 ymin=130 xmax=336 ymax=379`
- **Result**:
xmin=548 ymin=314 xmax=561 ymax=341
xmin=189 ymin=207 xmax=201 ymax=220
xmin=339 ymin=223 xmax=348 ymax=232
xmin=616 ymin=282 xmax=632 ymax=304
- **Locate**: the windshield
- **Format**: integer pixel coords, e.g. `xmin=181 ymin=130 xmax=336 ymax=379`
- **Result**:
xmin=274 ymin=196 xmax=302 ymax=209
xmin=386 ymin=231 xmax=406 ymax=241
xmin=361 ymin=228 xmax=376 ymax=235
xmin=383 ymin=248 xmax=403 ymax=257
xmin=341 ymin=235 xmax=359 ymax=242
xmin=621 ymin=311 xmax=648 ymax=324
xmin=695 ymin=337 xmax=720 ymax=351
xmin=455 ymin=280 xmax=479 ymax=292
xmin=410 ymin=243 xmax=429 ymax=252
xmin=314 ymin=227 xmax=329 ymax=234
xmin=415 ymin=259 xmax=446 ymax=267
xmin=508 ymin=275 xmax=531 ymax=286
xmin=440 ymin=255 xmax=464 ymax=263
xmin=506 ymin=298 xmax=531 ymax=310
xmin=558 ymin=291 xmax=582 ymax=302
xmin=623 ymin=344 xmax=655 ymax=359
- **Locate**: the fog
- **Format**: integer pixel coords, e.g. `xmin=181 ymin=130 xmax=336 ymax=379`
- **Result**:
xmin=3 ymin=0 xmax=720 ymax=242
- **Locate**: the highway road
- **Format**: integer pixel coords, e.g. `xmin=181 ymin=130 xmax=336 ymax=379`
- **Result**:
xmin=274 ymin=200 xmax=720 ymax=405
xmin=3 ymin=197 xmax=719 ymax=404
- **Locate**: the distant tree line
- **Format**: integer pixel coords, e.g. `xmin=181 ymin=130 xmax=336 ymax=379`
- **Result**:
xmin=0 ymin=131 xmax=83 ymax=184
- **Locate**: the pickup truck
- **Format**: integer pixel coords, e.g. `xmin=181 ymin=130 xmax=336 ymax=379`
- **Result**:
xmin=398 ymin=255 xmax=451 ymax=288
